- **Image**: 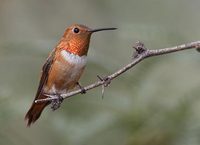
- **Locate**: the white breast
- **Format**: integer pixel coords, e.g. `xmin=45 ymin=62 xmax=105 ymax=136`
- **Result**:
xmin=61 ymin=50 xmax=87 ymax=66
xmin=61 ymin=50 xmax=87 ymax=82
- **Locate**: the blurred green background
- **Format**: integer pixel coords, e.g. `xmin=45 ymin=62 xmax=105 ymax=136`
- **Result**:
xmin=0 ymin=0 xmax=200 ymax=145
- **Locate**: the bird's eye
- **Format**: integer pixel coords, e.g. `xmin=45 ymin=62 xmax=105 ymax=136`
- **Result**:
xmin=73 ymin=27 xmax=80 ymax=33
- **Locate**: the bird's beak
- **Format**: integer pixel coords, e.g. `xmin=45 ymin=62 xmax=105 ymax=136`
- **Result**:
xmin=89 ymin=27 xmax=117 ymax=33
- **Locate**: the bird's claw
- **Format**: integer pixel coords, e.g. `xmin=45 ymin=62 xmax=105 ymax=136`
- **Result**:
xmin=50 ymin=94 xmax=63 ymax=111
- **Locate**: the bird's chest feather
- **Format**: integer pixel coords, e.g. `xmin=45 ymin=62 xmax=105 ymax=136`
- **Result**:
xmin=46 ymin=50 xmax=87 ymax=94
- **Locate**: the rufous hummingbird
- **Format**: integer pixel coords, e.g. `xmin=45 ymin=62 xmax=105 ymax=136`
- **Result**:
xmin=25 ymin=24 xmax=116 ymax=126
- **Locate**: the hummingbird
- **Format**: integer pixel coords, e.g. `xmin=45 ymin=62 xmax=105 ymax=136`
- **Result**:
xmin=25 ymin=24 xmax=116 ymax=126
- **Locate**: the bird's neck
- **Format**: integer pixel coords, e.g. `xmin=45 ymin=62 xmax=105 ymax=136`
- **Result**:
xmin=57 ymin=37 xmax=90 ymax=56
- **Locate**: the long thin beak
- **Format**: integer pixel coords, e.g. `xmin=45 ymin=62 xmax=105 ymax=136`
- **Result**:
xmin=89 ymin=27 xmax=117 ymax=33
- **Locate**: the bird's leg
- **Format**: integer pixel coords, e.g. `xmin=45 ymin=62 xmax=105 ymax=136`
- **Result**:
xmin=50 ymin=94 xmax=63 ymax=111
xmin=76 ymin=82 xmax=86 ymax=94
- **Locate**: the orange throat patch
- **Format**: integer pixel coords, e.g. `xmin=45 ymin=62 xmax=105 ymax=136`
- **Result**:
xmin=57 ymin=37 xmax=90 ymax=56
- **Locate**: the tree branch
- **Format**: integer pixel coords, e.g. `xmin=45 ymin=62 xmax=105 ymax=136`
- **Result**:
xmin=35 ymin=41 xmax=200 ymax=103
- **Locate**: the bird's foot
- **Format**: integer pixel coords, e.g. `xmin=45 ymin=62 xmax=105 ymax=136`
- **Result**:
xmin=76 ymin=82 xmax=86 ymax=94
xmin=50 ymin=94 xmax=63 ymax=111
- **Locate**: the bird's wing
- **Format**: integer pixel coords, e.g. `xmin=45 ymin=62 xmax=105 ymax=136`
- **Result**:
xmin=34 ymin=48 xmax=56 ymax=101
xmin=25 ymin=47 xmax=58 ymax=126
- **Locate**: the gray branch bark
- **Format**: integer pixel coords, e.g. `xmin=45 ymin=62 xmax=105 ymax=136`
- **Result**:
xmin=35 ymin=41 xmax=200 ymax=103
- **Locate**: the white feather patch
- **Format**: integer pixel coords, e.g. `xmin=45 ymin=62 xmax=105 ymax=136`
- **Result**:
xmin=61 ymin=50 xmax=87 ymax=66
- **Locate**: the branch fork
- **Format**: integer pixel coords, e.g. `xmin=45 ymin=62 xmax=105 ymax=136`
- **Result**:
xmin=97 ymin=75 xmax=112 ymax=98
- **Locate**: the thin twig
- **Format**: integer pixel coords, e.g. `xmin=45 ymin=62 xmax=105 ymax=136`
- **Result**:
xmin=35 ymin=41 xmax=200 ymax=103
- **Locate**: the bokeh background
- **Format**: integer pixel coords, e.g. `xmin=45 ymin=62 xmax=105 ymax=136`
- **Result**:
xmin=0 ymin=0 xmax=200 ymax=145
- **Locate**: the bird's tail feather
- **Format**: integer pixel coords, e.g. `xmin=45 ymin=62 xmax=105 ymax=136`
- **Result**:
xmin=25 ymin=95 xmax=49 ymax=127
